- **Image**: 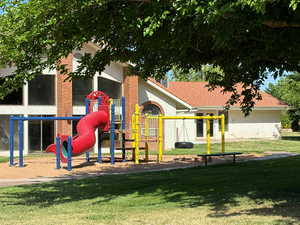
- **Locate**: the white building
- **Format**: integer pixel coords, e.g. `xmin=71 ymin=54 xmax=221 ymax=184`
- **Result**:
xmin=0 ymin=43 xmax=287 ymax=156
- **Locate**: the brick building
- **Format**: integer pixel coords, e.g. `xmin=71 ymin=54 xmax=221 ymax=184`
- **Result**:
xmin=0 ymin=42 xmax=287 ymax=156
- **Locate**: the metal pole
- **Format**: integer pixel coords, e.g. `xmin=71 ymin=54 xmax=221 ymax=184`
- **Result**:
xmin=10 ymin=116 xmax=82 ymax=121
xmin=145 ymin=114 xmax=149 ymax=162
xmin=56 ymin=136 xmax=61 ymax=169
xmin=67 ymin=136 xmax=72 ymax=171
xmin=98 ymin=133 xmax=102 ymax=163
xmin=131 ymin=114 xmax=136 ymax=161
xmin=121 ymin=132 xmax=126 ymax=162
xmin=85 ymin=98 xmax=90 ymax=162
xmin=18 ymin=119 xmax=24 ymax=167
xmin=121 ymin=96 xmax=126 ymax=130
xmin=97 ymin=97 xmax=102 ymax=163
xmin=206 ymin=119 xmax=211 ymax=154
xmin=134 ymin=104 xmax=140 ymax=164
xmin=9 ymin=117 xmax=14 ymax=166
xmin=110 ymin=104 xmax=115 ymax=164
xmin=221 ymin=114 xmax=225 ymax=153
xmin=158 ymin=114 xmax=163 ymax=162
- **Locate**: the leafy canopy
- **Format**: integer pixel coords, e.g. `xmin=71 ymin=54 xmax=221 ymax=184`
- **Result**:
xmin=1 ymin=0 xmax=300 ymax=114
xmin=267 ymin=72 xmax=300 ymax=130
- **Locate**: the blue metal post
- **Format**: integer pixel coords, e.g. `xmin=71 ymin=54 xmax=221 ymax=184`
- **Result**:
xmin=18 ymin=119 xmax=24 ymax=167
xmin=85 ymin=98 xmax=90 ymax=162
xmin=110 ymin=104 xmax=115 ymax=164
xmin=85 ymin=98 xmax=90 ymax=114
xmin=98 ymin=133 xmax=102 ymax=163
xmin=10 ymin=116 xmax=82 ymax=121
xmin=97 ymin=96 xmax=103 ymax=163
xmin=121 ymin=96 xmax=126 ymax=130
xmin=56 ymin=136 xmax=61 ymax=169
xmin=9 ymin=117 xmax=14 ymax=166
xmin=121 ymin=96 xmax=126 ymax=162
xmin=67 ymin=136 xmax=72 ymax=171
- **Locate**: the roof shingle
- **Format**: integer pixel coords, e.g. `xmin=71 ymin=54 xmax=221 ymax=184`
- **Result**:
xmin=167 ymin=81 xmax=287 ymax=108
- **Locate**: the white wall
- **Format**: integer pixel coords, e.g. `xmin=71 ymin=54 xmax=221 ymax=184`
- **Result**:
xmin=227 ymin=110 xmax=281 ymax=139
xmin=138 ymin=80 xmax=177 ymax=149
xmin=73 ymin=43 xmax=125 ymax=153
xmin=175 ymin=109 xmax=282 ymax=143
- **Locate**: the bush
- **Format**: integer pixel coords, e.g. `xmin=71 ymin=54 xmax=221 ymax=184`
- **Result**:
xmin=281 ymin=112 xmax=291 ymax=129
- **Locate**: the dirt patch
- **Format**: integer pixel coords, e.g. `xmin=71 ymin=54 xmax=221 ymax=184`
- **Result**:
xmin=0 ymin=152 xmax=298 ymax=187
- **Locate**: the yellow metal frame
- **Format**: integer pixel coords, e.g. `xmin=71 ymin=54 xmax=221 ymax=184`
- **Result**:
xmin=148 ymin=115 xmax=225 ymax=162
xmin=132 ymin=108 xmax=226 ymax=163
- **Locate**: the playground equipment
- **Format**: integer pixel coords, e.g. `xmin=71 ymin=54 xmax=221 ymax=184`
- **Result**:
xmin=8 ymin=93 xmax=227 ymax=169
xmin=45 ymin=91 xmax=110 ymax=163
xmin=9 ymin=91 xmax=127 ymax=169
xmin=130 ymin=104 xmax=159 ymax=164
xmin=175 ymin=119 xmax=194 ymax=149
xmin=146 ymin=114 xmax=226 ymax=162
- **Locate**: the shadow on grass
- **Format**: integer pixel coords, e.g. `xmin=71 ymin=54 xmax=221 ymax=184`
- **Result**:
xmin=1 ymin=156 xmax=300 ymax=222
xmin=281 ymin=136 xmax=300 ymax=141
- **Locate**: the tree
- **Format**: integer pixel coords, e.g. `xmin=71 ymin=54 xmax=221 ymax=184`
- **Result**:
xmin=1 ymin=0 xmax=300 ymax=114
xmin=266 ymin=73 xmax=300 ymax=130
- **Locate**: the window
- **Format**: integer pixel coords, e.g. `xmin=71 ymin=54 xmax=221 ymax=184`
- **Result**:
xmin=72 ymin=78 xmax=93 ymax=106
xmin=206 ymin=113 xmax=214 ymax=137
xmin=98 ymin=77 xmax=121 ymax=99
xmin=142 ymin=104 xmax=161 ymax=115
xmin=28 ymin=75 xmax=55 ymax=105
xmin=0 ymin=78 xmax=23 ymax=105
xmin=196 ymin=113 xmax=204 ymax=137
xmin=218 ymin=110 xmax=229 ymax=131
xmin=28 ymin=115 xmax=54 ymax=152
xmin=0 ymin=115 xmax=21 ymax=151
xmin=72 ymin=115 xmax=83 ymax=136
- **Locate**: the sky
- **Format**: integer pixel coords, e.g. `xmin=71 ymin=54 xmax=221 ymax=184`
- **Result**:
xmin=261 ymin=75 xmax=278 ymax=91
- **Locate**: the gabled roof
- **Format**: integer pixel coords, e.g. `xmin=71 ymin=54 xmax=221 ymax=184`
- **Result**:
xmin=167 ymin=81 xmax=288 ymax=109
xmin=146 ymin=78 xmax=193 ymax=109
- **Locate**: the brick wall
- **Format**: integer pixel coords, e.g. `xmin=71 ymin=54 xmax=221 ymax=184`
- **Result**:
xmin=123 ymin=68 xmax=139 ymax=135
xmin=56 ymin=54 xmax=73 ymax=136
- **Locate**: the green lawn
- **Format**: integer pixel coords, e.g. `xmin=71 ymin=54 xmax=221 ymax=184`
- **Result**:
xmin=162 ymin=139 xmax=300 ymax=155
xmin=0 ymin=156 xmax=8 ymax=163
xmin=1 ymin=156 xmax=300 ymax=225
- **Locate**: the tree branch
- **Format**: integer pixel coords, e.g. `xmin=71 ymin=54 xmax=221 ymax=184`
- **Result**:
xmin=263 ymin=20 xmax=300 ymax=28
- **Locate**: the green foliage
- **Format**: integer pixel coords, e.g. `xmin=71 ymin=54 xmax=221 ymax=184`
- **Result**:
xmin=1 ymin=0 xmax=300 ymax=114
xmin=267 ymin=73 xmax=300 ymax=130
xmin=280 ymin=112 xmax=291 ymax=129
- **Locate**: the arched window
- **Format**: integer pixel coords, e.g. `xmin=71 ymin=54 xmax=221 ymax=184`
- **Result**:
xmin=142 ymin=103 xmax=162 ymax=115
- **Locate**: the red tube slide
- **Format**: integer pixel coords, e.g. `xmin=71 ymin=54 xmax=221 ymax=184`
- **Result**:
xmin=46 ymin=91 xmax=110 ymax=162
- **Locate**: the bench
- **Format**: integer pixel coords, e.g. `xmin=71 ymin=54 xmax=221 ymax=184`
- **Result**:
xmin=197 ymin=152 xmax=243 ymax=166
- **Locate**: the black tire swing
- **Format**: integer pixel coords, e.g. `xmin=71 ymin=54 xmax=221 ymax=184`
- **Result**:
xmin=174 ymin=119 xmax=194 ymax=149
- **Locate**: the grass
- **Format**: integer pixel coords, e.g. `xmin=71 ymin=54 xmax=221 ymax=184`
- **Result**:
xmin=165 ymin=130 xmax=300 ymax=155
xmin=0 ymin=156 xmax=8 ymax=163
xmin=1 ymin=156 xmax=300 ymax=224
xmin=160 ymin=139 xmax=300 ymax=156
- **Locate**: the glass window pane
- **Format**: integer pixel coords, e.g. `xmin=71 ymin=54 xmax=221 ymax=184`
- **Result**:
xmin=196 ymin=113 xmax=203 ymax=137
xmin=28 ymin=75 xmax=55 ymax=105
xmin=0 ymin=78 xmax=23 ymax=105
xmin=42 ymin=119 xmax=54 ymax=150
xmin=28 ymin=120 xmax=41 ymax=151
xmin=72 ymin=78 xmax=93 ymax=106
xmin=142 ymin=104 xmax=161 ymax=115
xmin=72 ymin=115 xmax=82 ymax=136
xmin=98 ymin=77 xmax=121 ymax=99
xmin=28 ymin=115 xmax=54 ymax=152
xmin=0 ymin=115 xmax=20 ymax=151
xmin=218 ymin=110 xmax=229 ymax=131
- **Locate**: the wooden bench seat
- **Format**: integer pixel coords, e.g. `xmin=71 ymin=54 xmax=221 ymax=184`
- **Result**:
xmin=197 ymin=152 xmax=243 ymax=166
